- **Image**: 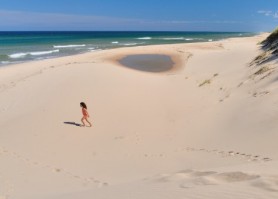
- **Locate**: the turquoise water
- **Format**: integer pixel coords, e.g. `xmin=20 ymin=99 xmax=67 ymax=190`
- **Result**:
xmin=0 ymin=31 xmax=256 ymax=66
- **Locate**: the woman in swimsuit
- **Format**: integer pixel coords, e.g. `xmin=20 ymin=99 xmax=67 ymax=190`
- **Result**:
xmin=80 ymin=102 xmax=92 ymax=127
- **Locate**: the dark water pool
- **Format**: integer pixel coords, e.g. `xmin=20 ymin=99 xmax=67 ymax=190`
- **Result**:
xmin=119 ymin=54 xmax=175 ymax=72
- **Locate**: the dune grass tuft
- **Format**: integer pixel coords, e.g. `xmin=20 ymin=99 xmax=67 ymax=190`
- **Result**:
xmin=254 ymin=66 xmax=271 ymax=75
xmin=199 ymin=79 xmax=211 ymax=87
xmin=251 ymin=27 xmax=278 ymax=65
xmin=262 ymin=27 xmax=278 ymax=47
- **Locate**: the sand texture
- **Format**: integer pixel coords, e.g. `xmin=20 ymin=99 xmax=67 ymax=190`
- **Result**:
xmin=1 ymin=33 xmax=278 ymax=199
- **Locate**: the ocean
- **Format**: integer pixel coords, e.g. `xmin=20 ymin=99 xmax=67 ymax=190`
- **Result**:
xmin=0 ymin=31 xmax=257 ymax=66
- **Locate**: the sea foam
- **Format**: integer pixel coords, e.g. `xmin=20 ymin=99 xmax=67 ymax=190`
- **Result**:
xmin=53 ymin=44 xmax=86 ymax=48
xmin=123 ymin=42 xmax=145 ymax=46
xmin=137 ymin=37 xmax=152 ymax=40
xmin=161 ymin=37 xmax=185 ymax=40
xmin=124 ymin=43 xmax=139 ymax=46
xmin=30 ymin=50 xmax=59 ymax=56
xmin=1 ymin=61 xmax=12 ymax=64
xmin=9 ymin=50 xmax=59 ymax=59
xmin=9 ymin=53 xmax=27 ymax=59
xmin=90 ymin=49 xmax=102 ymax=52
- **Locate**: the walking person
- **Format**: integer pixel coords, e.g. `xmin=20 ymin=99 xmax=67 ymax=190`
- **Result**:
xmin=80 ymin=102 xmax=92 ymax=127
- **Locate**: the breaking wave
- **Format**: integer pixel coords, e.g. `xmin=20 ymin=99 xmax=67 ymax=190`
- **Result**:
xmin=161 ymin=37 xmax=185 ymax=40
xmin=9 ymin=50 xmax=59 ymax=59
xmin=53 ymin=44 xmax=86 ymax=48
xmin=137 ymin=37 xmax=152 ymax=40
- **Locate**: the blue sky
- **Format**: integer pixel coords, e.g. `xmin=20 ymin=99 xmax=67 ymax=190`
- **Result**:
xmin=0 ymin=0 xmax=277 ymax=31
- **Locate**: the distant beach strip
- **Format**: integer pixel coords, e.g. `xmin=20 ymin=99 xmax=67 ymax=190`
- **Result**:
xmin=0 ymin=31 xmax=256 ymax=66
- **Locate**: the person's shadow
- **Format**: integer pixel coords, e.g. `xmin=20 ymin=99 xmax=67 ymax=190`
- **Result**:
xmin=64 ymin=122 xmax=82 ymax=127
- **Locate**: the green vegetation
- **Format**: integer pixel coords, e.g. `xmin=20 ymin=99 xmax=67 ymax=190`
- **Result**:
xmin=252 ymin=26 xmax=278 ymax=65
xmin=251 ymin=52 xmax=268 ymax=65
xmin=199 ymin=79 xmax=211 ymax=87
xmin=262 ymin=27 xmax=278 ymax=47
xmin=199 ymin=73 xmax=219 ymax=87
xmin=254 ymin=66 xmax=271 ymax=75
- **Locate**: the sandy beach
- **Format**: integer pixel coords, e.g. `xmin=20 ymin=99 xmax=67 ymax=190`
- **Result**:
xmin=1 ymin=33 xmax=278 ymax=199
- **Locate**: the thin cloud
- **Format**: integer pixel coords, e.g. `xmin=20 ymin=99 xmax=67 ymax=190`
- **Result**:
xmin=258 ymin=10 xmax=278 ymax=18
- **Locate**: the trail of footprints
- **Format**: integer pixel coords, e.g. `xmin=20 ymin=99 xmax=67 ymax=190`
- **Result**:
xmin=0 ymin=144 xmax=272 ymax=194
xmin=0 ymin=60 xmax=99 ymax=94
xmin=184 ymin=147 xmax=272 ymax=162
xmin=114 ymin=134 xmax=272 ymax=162
xmin=0 ymin=146 xmax=108 ymax=189
xmin=138 ymin=146 xmax=272 ymax=163
xmin=0 ymin=61 xmax=100 ymax=115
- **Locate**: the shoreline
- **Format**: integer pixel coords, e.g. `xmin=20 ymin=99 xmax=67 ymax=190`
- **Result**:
xmin=0 ymin=33 xmax=266 ymax=72
xmin=0 ymin=32 xmax=262 ymax=68
xmin=0 ymin=33 xmax=267 ymax=87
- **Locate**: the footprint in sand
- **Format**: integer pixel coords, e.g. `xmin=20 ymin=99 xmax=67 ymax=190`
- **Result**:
xmin=53 ymin=168 xmax=62 ymax=173
xmin=253 ymin=91 xmax=270 ymax=97
xmin=97 ymin=182 xmax=108 ymax=188
xmin=114 ymin=136 xmax=125 ymax=140
xmin=262 ymin=157 xmax=272 ymax=161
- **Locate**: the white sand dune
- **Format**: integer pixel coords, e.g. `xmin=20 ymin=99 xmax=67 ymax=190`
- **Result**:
xmin=1 ymin=33 xmax=278 ymax=199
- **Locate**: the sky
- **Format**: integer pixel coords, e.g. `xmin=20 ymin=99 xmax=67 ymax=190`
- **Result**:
xmin=0 ymin=0 xmax=277 ymax=32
